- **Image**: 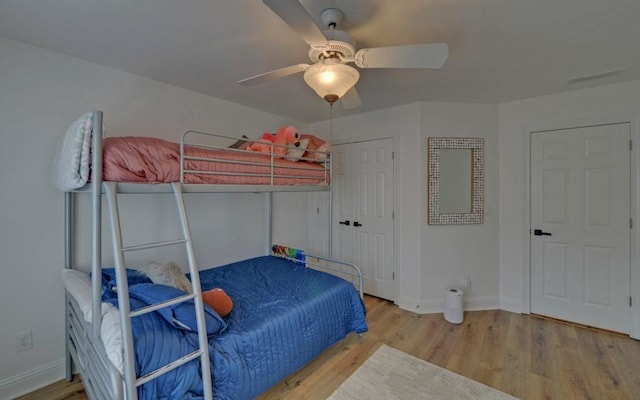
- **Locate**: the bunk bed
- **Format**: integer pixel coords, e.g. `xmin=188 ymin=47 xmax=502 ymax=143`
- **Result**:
xmin=55 ymin=111 xmax=367 ymax=400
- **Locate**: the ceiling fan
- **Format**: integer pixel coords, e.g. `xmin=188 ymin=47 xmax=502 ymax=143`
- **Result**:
xmin=238 ymin=0 xmax=449 ymax=109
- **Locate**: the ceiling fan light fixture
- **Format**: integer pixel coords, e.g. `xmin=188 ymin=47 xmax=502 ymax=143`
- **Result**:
xmin=303 ymin=61 xmax=359 ymax=104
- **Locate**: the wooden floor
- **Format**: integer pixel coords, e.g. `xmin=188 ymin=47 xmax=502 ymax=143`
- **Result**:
xmin=19 ymin=295 xmax=640 ymax=400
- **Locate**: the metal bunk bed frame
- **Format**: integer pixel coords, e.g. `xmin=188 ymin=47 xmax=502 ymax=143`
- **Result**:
xmin=63 ymin=110 xmax=363 ymax=400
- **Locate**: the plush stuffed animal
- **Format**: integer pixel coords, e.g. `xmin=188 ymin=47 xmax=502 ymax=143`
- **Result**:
xmin=247 ymin=125 xmax=300 ymax=156
xmin=140 ymin=261 xmax=193 ymax=294
xmin=203 ymin=288 xmax=233 ymax=317
xmin=260 ymin=132 xmax=276 ymax=142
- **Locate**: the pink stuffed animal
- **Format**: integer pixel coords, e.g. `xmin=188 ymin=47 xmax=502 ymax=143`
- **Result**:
xmin=248 ymin=126 xmax=300 ymax=156
xmin=261 ymin=133 xmax=276 ymax=142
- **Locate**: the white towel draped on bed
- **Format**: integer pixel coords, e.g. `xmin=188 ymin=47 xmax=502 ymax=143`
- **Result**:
xmin=51 ymin=112 xmax=94 ymax=191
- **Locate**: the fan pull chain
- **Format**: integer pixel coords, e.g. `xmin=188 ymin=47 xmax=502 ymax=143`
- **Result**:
xmin=330 ymin=102 xmax=333 ymax=143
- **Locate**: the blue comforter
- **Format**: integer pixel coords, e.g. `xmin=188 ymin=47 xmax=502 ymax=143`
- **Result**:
xmin=106 ymin=256 xmax=368 ymax=400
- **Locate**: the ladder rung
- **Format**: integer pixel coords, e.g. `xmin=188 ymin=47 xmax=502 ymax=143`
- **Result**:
xmin=129 ymin=293 xmax=196 ymax=318
xmin=136 ymin=349 xmax=204 ymax=387
xmin=123 ymin=239 xmax=187 ymax=252
xmin=105 ymin=181 xmax=213 ymax=399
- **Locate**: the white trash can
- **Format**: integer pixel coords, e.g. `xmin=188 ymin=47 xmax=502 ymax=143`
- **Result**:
xmin=444 ymin=288 xmax=464 ymax=324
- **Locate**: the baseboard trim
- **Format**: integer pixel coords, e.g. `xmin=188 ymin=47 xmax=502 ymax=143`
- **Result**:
xmin=464 ymin=295 xmax=500 ymax=311
xmin=398 ymin=295 xmax=499 ymax=314
xmin=396 ymin=295 xmax=425 ymax=314
xmin=499 ymin=296 xmax=523 ymax=314
xmin=0 ymin=358 xmax=65 ymax=399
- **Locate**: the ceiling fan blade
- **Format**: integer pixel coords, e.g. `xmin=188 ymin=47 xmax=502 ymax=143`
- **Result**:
xmin=354 ymin=43 xmax=448 ymax=69
xmin=238 ymin=64 xmax=309 ymax=86
xmin=263 ymin=0 xmax=328 ymax=47
xmin=340 ymin=87 xmax=362 ymax=109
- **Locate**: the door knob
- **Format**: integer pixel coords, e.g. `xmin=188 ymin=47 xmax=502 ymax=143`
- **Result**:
xmin=354 ymin=221 xmax=363 ymax=227
xmin=339 ymin=220 xmax=351 ymax=226
xmin=533 ymin=229 xmax=552 ymax=236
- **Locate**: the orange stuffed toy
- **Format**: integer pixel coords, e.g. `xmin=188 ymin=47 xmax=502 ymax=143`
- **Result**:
xmin=247 ymin=125 xmax=300 ymax=156
xmin=202 ymin=288 xmax=233 ymax=317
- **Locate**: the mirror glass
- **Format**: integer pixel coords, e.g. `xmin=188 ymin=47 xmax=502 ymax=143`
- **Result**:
xmin=439 ymin=149 xmax=472 ymax=213
xmin=427 ymin=137 xmax=484 ymax=225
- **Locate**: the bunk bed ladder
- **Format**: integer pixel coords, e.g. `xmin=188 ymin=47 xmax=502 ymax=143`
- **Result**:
xmin=104 ymin=182 xmax=213 ymax=400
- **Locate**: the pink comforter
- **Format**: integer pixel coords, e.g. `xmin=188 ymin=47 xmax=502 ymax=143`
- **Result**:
xmin=102 ymin=137 xmax=328 ymax=185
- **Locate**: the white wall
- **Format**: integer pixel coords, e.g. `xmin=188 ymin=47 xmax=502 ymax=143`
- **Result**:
xmin=309 ymin=102 xmax=500 ymax=313
xmin=0 ymin=37 xmax=309 ymax=398
xmin=498 ymin=80 xmax=640 ymax=338
xmin=420 ymin=103 xmax=499 ymax=312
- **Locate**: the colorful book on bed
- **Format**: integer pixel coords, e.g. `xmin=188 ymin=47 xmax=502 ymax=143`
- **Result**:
xmin=272 ymin=244 xmax=306 ymax=264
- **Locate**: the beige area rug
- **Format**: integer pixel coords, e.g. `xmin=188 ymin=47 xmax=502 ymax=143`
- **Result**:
xmin=328 ymin=345 xmax=519 ymax=400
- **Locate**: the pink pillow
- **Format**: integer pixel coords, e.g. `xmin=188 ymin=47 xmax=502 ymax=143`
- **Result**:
xmin=300 ymin=134 xmax=331 ymax=162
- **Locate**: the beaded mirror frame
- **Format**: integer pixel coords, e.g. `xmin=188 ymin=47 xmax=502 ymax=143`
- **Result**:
xmin=427 ymin=137 xmax=484 ymax=225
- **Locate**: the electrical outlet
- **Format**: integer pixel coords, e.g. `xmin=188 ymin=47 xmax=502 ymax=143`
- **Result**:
xmin=462 ymin=275 xmax=471 ymax=288
xmin=16 ymin=330 xmax=32 ymax=352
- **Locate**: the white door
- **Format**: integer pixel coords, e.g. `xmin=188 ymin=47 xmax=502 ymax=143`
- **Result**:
xmin=332 ymin=145 xmax=353 ymax=264
xmin=530 ymin=123 xmax=631 ymax=333
xmin=332 ymin=138 xmax=395 ymax=300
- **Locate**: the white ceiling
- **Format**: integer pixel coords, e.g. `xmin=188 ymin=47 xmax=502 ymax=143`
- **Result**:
xmin=1 ymin=0 xmax=639 ymax=123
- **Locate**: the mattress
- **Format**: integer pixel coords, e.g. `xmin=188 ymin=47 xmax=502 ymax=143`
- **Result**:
xmin=51 ymin=111 xmax=330 ymax=191
xmin=102 ymin=136 xmax=329 ymax=185
xmin=63 ymin=256 xmax=367 ymax=399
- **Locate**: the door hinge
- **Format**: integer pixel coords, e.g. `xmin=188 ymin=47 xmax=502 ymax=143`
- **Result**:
xmin=630 ymin=296 xmax=633 ymax=307
xmin=631 ymin=218 xmax=633 ymax=229
xmin=392 ymin=151 xmax=395 ymax=160
xmin=630 ymin=140 xmax=633 ymax=151
xmin=392 ymin=272 xmax=395 ymax=280
xmin=392 ymin=211 xmax=395 ymax=220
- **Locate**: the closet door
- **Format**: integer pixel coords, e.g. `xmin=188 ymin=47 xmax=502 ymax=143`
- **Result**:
xmin=332 ymin=138 xmax=395 ymax=301
xmin=332 ymin=144 xmax=354 ymax=263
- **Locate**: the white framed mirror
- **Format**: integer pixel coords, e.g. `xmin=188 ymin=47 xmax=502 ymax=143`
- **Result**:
xmin=427 ymin=137 xmax=484 ymax=224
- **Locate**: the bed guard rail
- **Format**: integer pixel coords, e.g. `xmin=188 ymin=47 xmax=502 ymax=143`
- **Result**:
xmin=180 ymin=130 xmax=330 ymax=185
xmin=272 ymin=245 xmax=363 ymax=299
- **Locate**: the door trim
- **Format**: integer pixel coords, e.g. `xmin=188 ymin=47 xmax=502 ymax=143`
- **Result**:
xmin=522 ymin=112 xmax=640 ymax=339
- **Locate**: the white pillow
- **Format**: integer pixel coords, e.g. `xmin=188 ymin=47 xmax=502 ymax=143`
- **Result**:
xmin=51 ymin=112 xmax=94 ymax=191
xmin=285 ymin=138 xmax=309 ymax=161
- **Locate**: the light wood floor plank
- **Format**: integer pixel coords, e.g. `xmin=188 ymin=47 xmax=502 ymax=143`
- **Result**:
xmin=20 ymin=296 xmax=640 ymax=400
